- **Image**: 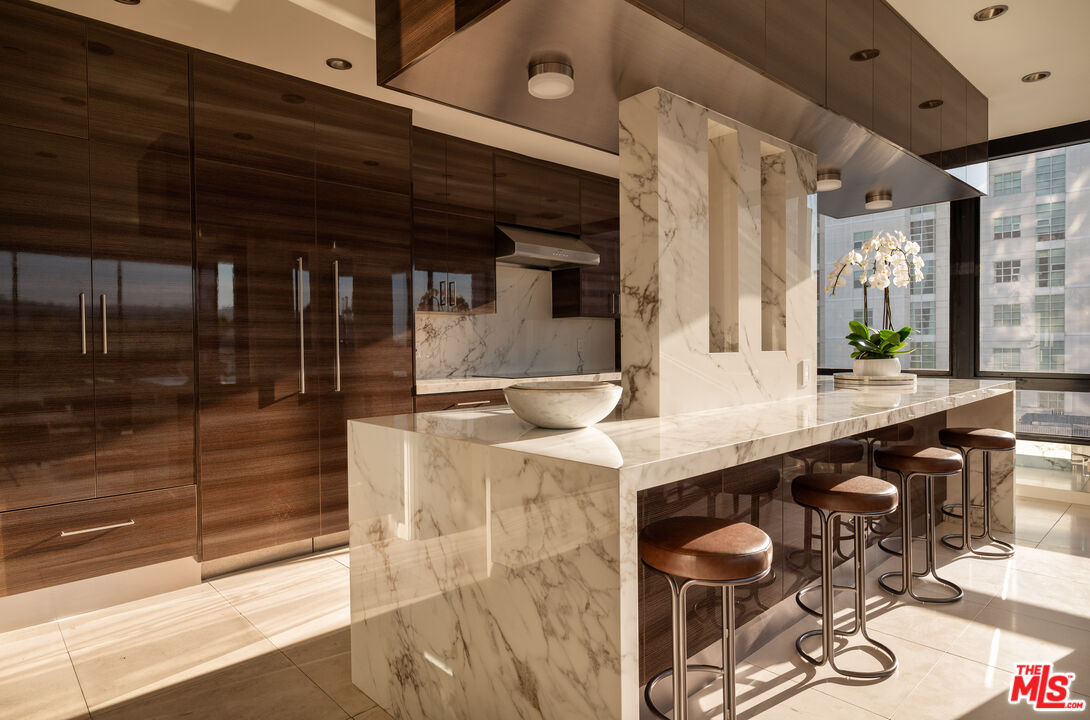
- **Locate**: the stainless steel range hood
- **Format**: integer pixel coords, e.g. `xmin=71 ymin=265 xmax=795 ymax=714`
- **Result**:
xmin=495 ymin=224 xmax=600 ymax=270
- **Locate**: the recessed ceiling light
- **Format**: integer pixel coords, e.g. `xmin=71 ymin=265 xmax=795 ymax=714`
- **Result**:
xmin=865 ymin=190 xmax=893 ymax=210
xmin=973 ymin=4 xmax=1008 ymax=21
xmin=1021 ymin=71 xmax=1051 ymax=83
xmin=849 ymin=48 xmax=880 ymax=62
xmin=816 ymin=169 xmax=842 ymax=192
xmin=918 ymin=98 xmax=944 ymax=110
xmin=527 ymin=61 xmax=574 ymax=100
xmin=326 ymin=57 xmax=352 ymax=70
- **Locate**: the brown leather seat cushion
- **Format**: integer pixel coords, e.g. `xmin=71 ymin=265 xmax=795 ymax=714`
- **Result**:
xmin=874 ymin=444 xmax=963 ymax=474
xmin=859 ymin=424 xmax=915 ymax=443
xmin=940 ymin=427 xmax=1016 ymax=451
xmin=791 ymin=472 xmax=898 ymax=514
xmin=723 ymin=463 xmax=780 ymax=496
xmin=639 ymin=517 xmax=772 ymax=581
xmin=790 ymin=438 xmax=864 ymax=466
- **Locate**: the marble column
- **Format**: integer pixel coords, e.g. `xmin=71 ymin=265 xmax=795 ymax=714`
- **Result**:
xmin=619 ymin=88 xmax=817 ymax=418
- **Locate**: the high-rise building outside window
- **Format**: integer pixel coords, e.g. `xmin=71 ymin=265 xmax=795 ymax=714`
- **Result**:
xmin=992 ymin=171 xmax=1021 ymax=196
xmin=1036 ymin=154 xmax=1066 ymax=196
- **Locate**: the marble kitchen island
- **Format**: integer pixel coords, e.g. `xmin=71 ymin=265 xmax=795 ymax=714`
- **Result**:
xmin=348 ymin=378 xmax=1015 ymax=720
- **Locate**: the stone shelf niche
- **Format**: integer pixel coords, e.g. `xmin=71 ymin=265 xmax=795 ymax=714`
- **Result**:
xmin=620 ymin=88 xmax=817 ymax=418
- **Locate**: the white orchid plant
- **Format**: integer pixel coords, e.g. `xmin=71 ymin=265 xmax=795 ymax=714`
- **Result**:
xmin=825 ymin=230 xmax=926 ymax=360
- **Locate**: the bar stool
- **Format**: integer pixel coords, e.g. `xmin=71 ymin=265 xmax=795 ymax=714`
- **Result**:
xmin=875 ymin=446 xmax=964 ymax=603
xmin=857 ymin=424 xmax=915 ymax=543
xmin=788 ymin=439 xmax=865 ymax=567
xmin=640 ymin=517 xmax=773 ymax=720
xmin=792 ymin=473 xmax=899 ymax=678
xmin=723 ymin=464 xmax=781 ymax=618
xmin=939 ymin=427 xmax=1016 ymax=558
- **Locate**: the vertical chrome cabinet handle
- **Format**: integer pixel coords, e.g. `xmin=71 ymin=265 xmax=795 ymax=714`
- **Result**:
xmin=79 ymin=293 xmax=86 ymax=355
xmin=99 ymin=294 xmax=108 ymax=354
xmin=438 ymin=280 xmax=446 ymax=307
xmin=297 ymin=257 xmax=306 ymax=395
xmin=333 ymin=259 xmax=341 ymax=393
xmin=449 ymin=281 xmax=456 ymax=308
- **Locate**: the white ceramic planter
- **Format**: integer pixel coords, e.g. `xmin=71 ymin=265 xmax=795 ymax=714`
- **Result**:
xmin=852 ymin=357 xmax=902 ymax=377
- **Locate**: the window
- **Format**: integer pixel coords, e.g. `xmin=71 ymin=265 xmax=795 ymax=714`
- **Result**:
xmin=992 ymin=348 xmax=1021 ymax=370
xmin=994 ymin=260 xmax=1020 ymax=283
xmin=910 ymin=341 xmax=936 ymax=369
xmin=992 ymin=171 xmax=1021 ymax=196
xmin=1035 ymin=295 xmax=1065 ymax=334
xmin=911 ymin=273 xmax=935 ymax=295
xmin=993 ymin=304 xmax=1021 ymax=327
xmin=853 ymin=308 xmax=873 ymax=327
xmin=911 ymin=218 xmax=936 ymax=253
xmin=1038 ymin=392 xmax=1065 ymax=413
xmin=1036 ymin=155 xmax=1065 ymax=195
xmin=1036 ymin=248 xmax=1065 ymax=288
xmin=911 ymin=301 xmax=934 ymax=335
xmin=1038 ymin=341 xmax=1065 ymax=372
xmin=993 ymin=216 xmax=1021 ymax=239
xmin=852 ymin=230 xmax=872 ymax=250
xmin=1036 ymin=201 xmax=1065 ymax=241
xmin=911 ymin=204 xmax=935 ymax=215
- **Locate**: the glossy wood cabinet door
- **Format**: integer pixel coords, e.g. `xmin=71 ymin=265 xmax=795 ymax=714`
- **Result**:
xmin=90 ymin=142 xmax=194 ymax=497
xmin=0 ymin=2 xmax=87 ymax=138
xmin=940 ymin=59 xmax=967 ymax=169
xmin=0 ymin=125 xmax=95 ymax=512
xmin=195 ymin=159 xmax=320 ymax=560
xmin=494 ymin=153 xmax=580 ymax=235
xmin=446 ymin=212 xmax=496 ymax=313
xmin=827 ymin=0 xmax=874 ymax=128
xmin=766 ymin=0 xmax=826 ymax=105
xmin=445 ymin=136 xmax=493 ymax=219
xmin=412 ymin=207 xmax=449 ymax=313
xmin=315 ymin=88 xmax=412 ymax=195
xmin=873 ymin=0 xmax=912 ymax=150
xmin=910 ymin=31 xmax=943 ymax=163
xmin=411 ymin=128 xmax=448 ymax=213
xmin=316 ymin=183 xmax=413 ymax=534
xmin=966 ymin=84 xmax=988 ymax=166
xmin=553 ymin=175 xmax=620 ymax=318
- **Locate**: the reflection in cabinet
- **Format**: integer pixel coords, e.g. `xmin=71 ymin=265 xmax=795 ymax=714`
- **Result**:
xmin=827 ymin=0 xmax=874 ymax=128
xmin=910 ymin=32 xmax=943 ymax=163
xmin=412 ymin=208 xmax=496 ymax=314
xmin=316 ymin=89 xmax=411 ymax=195
xmin=873 ymin=0 xmax=912 ymax=150
xmin=317 ymin=183 xmax=413 ymax=534
xmin=195 ymin=159 xmax=321 ymax=560
xmin=0 ymin=125 xmax=95 ymax=512
xmin=0 ymin=2 xmax=87 ymax=138
xmin=766 ymin=0 xmax=826 ymax=105
xmin=684 ymin=0 xmax=766 ymax=71
xmin=553 ymin=175 xmax=620 ymax=318
xmin=494 ymin=153 xmax=580 ymax=235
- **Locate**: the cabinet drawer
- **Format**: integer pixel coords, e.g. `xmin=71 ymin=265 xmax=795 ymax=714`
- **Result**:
xmin=0 ymin=486 xmax=197 ymax=597
xmin=413 ymin=389 xmax=508 ymax=413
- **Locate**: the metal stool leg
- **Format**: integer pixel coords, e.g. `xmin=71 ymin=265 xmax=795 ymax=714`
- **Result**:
xmin=722 ymin=584 xmax=736 ymax=720
xmin=879 ymin=473 xmax=963 ymax=603
xmin=941 ymin=448 xmax=1014 ymax=558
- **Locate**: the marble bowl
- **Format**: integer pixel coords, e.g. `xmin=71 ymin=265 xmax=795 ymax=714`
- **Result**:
xmin=504 ymin=380 xmax=622 ymax=429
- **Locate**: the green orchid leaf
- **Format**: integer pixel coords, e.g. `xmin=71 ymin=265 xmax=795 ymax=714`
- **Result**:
xmin=848 ymin=320 xmax=870 ymax=338
xmin=897 ymin=326 xmax=913 ymax=341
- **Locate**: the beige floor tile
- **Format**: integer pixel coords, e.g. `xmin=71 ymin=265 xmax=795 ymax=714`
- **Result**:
xmin=211 ymin=555 xmax=374 ymax=715
xmin=864 ymin=591 xmax=987 ymax=653
xmin=1010 ymin=498 xmax=1069 ymax=543
xmin=985 ymin=566 xmax=1090 ymax=632
xmin=0 ymin=623 xmax=89 ymax=720
xmin=949 ymin=604 xmax=1090 ymax=696
xmin=58 ymin=584 xmax=346 ymax=720
xmin=1038 ymin=504 xmax=1090 ymax=558
xmin=890 ymin=652 xmax=1087 ymax=720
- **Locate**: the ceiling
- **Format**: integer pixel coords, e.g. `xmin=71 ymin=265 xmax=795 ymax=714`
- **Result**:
xmin=888 ymin=0 xmax=1090 ymax=139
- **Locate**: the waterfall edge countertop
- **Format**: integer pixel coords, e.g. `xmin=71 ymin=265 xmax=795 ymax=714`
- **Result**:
xmin=347 ymin=377 xmax=1015 ymax=720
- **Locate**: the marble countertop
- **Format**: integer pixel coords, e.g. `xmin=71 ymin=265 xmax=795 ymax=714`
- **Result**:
xmin=357 ymin=377 xmax=1015 ymax=489
xmin=414 ymin=371 xmax=622 ymax=394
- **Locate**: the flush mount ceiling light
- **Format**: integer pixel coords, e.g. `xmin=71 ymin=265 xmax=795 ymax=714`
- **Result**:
xmin=865 ymin=190 xmax=893 ymax=210
xmin=849 ymin=48 xmax=880 ymax=62
xmin=527 ymin=62 xmax=574 ymax=100
xmin=1021 ymin=71 xmax=1051 ymax=83
xmin=918 ymin=98 xmax=943 ymax=110
xmin=816 ymin=169 xmax=842 ymax=192
xmin=326 ymin=57 xmax=352 ymax=70
xmin=973 ymin=4 xmax=1008 ymax=21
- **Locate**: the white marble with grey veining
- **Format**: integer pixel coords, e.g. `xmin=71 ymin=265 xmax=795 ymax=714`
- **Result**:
xmin=348 ymin=377 xmax=1015 ymax=720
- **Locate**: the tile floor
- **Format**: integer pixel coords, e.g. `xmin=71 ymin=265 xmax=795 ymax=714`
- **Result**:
xmin=2 ymin=499 xmax=1088 ymax=719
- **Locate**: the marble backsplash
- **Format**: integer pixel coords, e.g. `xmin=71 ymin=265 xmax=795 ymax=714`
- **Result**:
xmin=415 ymin=265 xmax=616 ymax=379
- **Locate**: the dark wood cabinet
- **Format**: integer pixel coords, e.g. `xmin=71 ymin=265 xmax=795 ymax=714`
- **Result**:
xmin=193 ymin=54 xmax=316 ymax=179
xmin=413 ymin=389 xmax=507 ymax=413
xmin=684 ymin=0 xmax=766 ymax=71
xmin=315 ymin=89 xmax=412 ymax=195
xmin=412 ymin=208 xmax=496 ymax=314
xmin=910 ymin=31 xmax=943 ymax=162
xmin=195 ymin=159 xmax=321 ymax=560
xmin=0 ymin=2 xmax=87 ymax=138
xmin=940 ymin=59 xmax=967 ymax=169
xmin=766 ymin=0 xmax=826 ymax=105
xmin=0 ymin=125 xmax=95 ymax=512
xmin=629 ymin=0 xmax=684 ymax=27
xmin=553 ymin=175 xmax=620 ymax=318
xmin=411 ymin=127 xmax=449 ymax=212
xmin=411 ymin=128 xmax=492 ymax=217
xmin=873 ymin=0 xmax=912 ymax=150
xmin=827 ymin=0 xmax=874 ymax=128
xmin=966 ymin=83 xmax=988 ymax=166
xmin=316 ymin=183 xmax=413 ymax=534
xmin=494 ymin=153 xmax=580 ymax=235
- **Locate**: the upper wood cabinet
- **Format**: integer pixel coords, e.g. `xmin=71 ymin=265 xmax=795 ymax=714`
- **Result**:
xmin=940 ymin=59 xmax=968 ymax=169
xmin=684 ymin=0 xmax=766 ymax=71
xmin=0 ymin=2 xmax=87 ymax=138
xmin=766 ymin=0 xmax=826 ymax=106
xmin=910 ymin=31 xmax=943 ymax=162
xmin=827 ymin=0 xmax=874 ymax=128
xmin=873 ymin=0 xmax=912 ymax=150
xmin=86 ymin=27 xmax=189 ymax=156
xmin=494 ymin=153 xmax=580 ymax=235
xmin=411 ymin=208 xmax=496 ymax=314
xmin=315 ymin=89 xmax=412 ymax=195
xmin=553 ymin=175 xmax=620 ymax=319
xmin=411 ymin=128 xmax=492 ymax=217
xmin=966 ymin=83 xmax=989 ymax=166
xmin=411 ymin=128 xmax=448 ymax=212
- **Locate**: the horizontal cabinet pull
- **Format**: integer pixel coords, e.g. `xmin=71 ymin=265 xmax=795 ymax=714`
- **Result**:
xmin=454 ymin=400 xmax=490 ymax=407
xmin=59 ymin=519 xmax=135 ymax=537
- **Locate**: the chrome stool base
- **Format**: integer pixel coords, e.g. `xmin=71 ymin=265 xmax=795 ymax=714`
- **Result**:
xmin=939 ymin=447 xmax=1016 ymax=559
xmin=644 ymin=665 xmax=730 ymax=720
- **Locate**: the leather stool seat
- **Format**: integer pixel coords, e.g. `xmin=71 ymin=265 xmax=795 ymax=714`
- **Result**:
xmin=790 ymin=438 xmax=864 ymax=465
xmin=939 ymin=427 xmax=1016 ymax=451
xmin=874 ymin=445 xmax=962 ymax=474
xmin=792 ymin=473 xmax=898 ymax=514
xmin=639 ymin=517 xmax=772 ymax=581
